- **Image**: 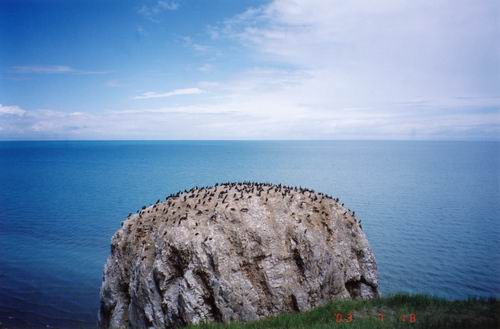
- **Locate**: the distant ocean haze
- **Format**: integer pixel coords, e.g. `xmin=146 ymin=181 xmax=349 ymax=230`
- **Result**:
xmin=0 ymin=140 xmax=499 ymax=329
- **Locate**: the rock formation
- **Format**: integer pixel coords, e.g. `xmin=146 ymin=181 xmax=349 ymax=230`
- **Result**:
xmin=98 ymin=183 xmax=379 ymax=329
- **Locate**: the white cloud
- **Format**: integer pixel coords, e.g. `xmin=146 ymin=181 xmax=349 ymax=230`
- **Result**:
xmin=191 ymin=0 xmax=499 ymax=139
xmin=0 ymin=104 xmax=26 ymax=116
xmin=1 ymin=95 xmax=498 ymax=140
xmin=2 ymin=1 xmax=498 ymax=140
xmin=133 ymin=87 xmax=205 ymax=100
xmin=219 ymin=0 xmax=499 ymax=101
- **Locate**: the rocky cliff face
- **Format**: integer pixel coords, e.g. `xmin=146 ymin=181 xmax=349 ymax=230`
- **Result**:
xmin=99 ymin=183 xmax=379 ymax=329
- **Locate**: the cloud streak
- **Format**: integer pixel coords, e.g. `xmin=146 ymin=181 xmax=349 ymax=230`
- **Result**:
xmin=1 ymin=95 xmax=498 ymax=140
xmin=133 ymin=87 xmax=205 ymax=100
xmin=13 ymin=65 xmax=108 ymax=75
xmin=0 ymin=104 xmax=26 ymax=116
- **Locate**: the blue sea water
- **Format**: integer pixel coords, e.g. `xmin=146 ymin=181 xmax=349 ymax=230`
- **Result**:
xmin=0 ymin=141 xmax=499 ymax=328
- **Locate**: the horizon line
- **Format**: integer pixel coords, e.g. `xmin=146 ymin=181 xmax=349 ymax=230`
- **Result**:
xmin=0 ymin=139 xmax=499 ymax=143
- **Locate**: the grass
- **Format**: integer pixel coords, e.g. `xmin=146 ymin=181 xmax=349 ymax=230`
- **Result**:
xmin=187 ymin=294 xmax=499 ymax=329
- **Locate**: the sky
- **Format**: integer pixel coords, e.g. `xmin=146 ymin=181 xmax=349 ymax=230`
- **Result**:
xmin=0 ymin=0 xmax=499 ymax=140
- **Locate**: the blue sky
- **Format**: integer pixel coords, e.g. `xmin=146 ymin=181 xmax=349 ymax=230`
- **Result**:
xmin=0 ymin=0 xmax=499 ymax=140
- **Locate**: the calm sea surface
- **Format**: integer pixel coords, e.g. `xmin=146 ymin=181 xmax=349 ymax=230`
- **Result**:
xmin=0 ymin=141 xmax=499 ymax=328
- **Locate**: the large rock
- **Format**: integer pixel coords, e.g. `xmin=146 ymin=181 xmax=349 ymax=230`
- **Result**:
xmin=98 ymin=183 xmax=379 ymax=329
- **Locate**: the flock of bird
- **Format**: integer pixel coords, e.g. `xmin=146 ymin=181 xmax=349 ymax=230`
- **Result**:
xmin=124 ymin=182 xmax=363 ymax=237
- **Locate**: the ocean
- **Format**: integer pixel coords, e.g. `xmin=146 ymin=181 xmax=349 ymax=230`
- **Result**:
xmin=0 ymin=141 xmax=499 ymax=328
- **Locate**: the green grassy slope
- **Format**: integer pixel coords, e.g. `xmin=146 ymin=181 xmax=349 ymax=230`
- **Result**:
xmin=187 ymin=294 xmax=499 ymax=329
